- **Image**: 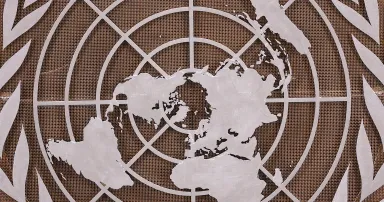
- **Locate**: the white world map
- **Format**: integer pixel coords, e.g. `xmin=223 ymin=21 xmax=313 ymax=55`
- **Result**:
xmin=45 ymin=0 xmax=311 ymax=201
xmin=47 ymin=66 xmax=281 ymax=201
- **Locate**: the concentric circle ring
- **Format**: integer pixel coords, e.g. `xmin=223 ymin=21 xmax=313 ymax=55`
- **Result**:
xmin=33 ymin=1 xmax=351 ymax=201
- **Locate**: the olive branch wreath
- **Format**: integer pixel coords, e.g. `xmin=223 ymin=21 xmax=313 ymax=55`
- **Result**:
xmin=332 ymin=0 xmax=384 ymax=201
xmin=0 ymin=0 xmax=53 ymax=201
xmin=0 ymin=0 xmax=383 ymax=201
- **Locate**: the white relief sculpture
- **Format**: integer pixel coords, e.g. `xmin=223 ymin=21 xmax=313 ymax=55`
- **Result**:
xmin=2 ymin=0 xmax=377 ymax=200
xmin=46 ymin=118 xmax=134 ymax=189
xmin=31 ymin=0 xmax=359 ymax=201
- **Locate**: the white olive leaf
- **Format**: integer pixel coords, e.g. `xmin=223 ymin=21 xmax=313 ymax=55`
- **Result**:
xmin=0 ymin=41 xmax=29 ymax=158
xmin=362 ymin=77 xmax=384 ymax=200
xmin=357 ymin=38 xmax=384 ymax=200
xmin=0 ymin=41 xmax=31 ymax=90
xmin=0 ymin=83 xmax=21 ymax=158
xmin=0 ymin=127 xmax=29 ymax=201
xmin=371 ymin=164 xmax=384 ymax=197
xmin=23 ymin=0 xmax=38 ymax=9
xmin=3 ymin=0 xmax=52 ymax=49
xmin=13 ymin=127 xmax=29 ymax=201
xmin=362 ymin=77 xmax=384 ymax=150
xmin=357 ymin=121 xmax=378 ymax=201
xmin=332 ymin=166 xmax=349 ymax=202
xmin=332 ymin=0 xmax=380 ymax=44
xmin=0 ymin=168 xmax=17 ymax=200
xmin=36 ymin=170 xmax=53 ymax=202
xmin=354 ymin=36 xmax=384 ymax=85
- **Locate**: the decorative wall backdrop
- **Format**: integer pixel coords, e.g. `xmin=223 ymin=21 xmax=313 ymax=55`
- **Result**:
xmin=0 ymin=0 xmax=384 ymax=201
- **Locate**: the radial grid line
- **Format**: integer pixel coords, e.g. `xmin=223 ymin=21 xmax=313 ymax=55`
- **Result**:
xmin=191 ymin=189 xmax=196 ymax=202
xmin=36 ymin=97 xmax=348 ymax=107
xmin=90 ymin=125 xmax=170 ymax=202
xmin=260 ymin=166 xmax=300 ymax=202
xmin=189 ymin=4 xmax=196 ymax=201
xmin=84 ymin=0 xmax=169 ymax=78
xmin=189 ymin=0 xmax=195 ymax=69
xmin=283 ymin=0 xmax=297 ymax=10
xmin=222 ymin=0 xmax=296 ymax=70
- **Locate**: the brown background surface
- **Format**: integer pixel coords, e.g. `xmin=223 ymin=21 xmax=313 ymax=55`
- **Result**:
xmin=1 ymin=0 xmax=384 ymax=201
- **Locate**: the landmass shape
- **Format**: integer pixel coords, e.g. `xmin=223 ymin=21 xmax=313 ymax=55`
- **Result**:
xmin=46 ymin=118 xmax=133 ymax=189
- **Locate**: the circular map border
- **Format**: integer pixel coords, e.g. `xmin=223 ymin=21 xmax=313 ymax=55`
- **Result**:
xmin=32 ymin=0 xmax=351 ymax=201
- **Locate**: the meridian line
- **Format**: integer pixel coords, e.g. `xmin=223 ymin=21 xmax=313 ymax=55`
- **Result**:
xmin=187 ymin=3 xmax=197 ymax=196
xmin=191 ymin=189 xmax=196 ymax=202
xmin=175 ymin=5 xmax=196 ymax=196
xmin=189 ymin=0 xmax=195 ymax=69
